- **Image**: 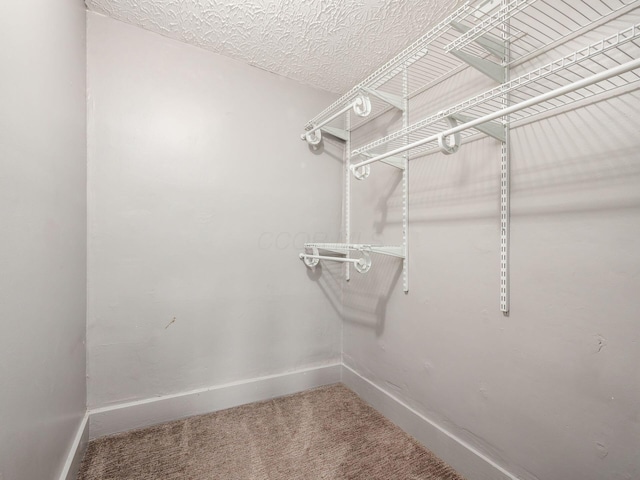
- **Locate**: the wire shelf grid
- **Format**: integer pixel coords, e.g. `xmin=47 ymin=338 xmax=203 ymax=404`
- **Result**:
xmin=447 ymin=0 xmax=637 ymax=66
xmin=352 ymin=20 xmax=640 ymax=160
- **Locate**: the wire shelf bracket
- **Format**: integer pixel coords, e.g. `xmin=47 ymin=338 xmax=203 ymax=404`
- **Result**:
xmin=360 ymin=153 xmax=405 ymax=171
xmin=449 ymin=50 xmax=506 ymax=82
xmin=450 ymin=21 xmax=505 ymax=59
xmin=361 ymin=87 xmax=405 ymax=111
xmin=321 ymin=126 xmax=348 ymax=142
xmin=449 ymin=113 xmax=506 ymax=142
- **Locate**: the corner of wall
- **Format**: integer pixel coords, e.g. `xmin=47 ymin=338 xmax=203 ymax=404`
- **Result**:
xmin=57 ymin=413 xmax=90 ymax=480
xmin=341 ymin=363 xmax=522 ymax=480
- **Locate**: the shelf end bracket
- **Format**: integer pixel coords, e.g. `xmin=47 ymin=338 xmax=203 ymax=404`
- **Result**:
xmin=450 ymin=21 xmax=505 ymax=59
xmin=362 ymin=153 xmax=405 ymax=170
xmin=450 ymin=113 xmax=505 ymax=142
xmin=321 ymin=126 xmax=348 ymax=142
xmin=449 ymin=50 xmax=505 ymax=83
xmin=361 ymin=87 xmax=405 ymax=111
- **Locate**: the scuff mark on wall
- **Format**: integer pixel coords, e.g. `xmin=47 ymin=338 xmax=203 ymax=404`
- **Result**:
xmin=595 ymin=442 xmax=608 ymax=459
xmin=165 ymin=317 xmax=176 ymax=329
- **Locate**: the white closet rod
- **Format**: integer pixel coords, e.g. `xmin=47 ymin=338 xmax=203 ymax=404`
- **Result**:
xmin=299 ymin=253 xmax=361 ymax=264
xmin=350 ymin=57 xmax=640 ymax=172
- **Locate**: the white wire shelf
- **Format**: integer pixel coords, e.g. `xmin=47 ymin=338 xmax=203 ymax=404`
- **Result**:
xmin=350 ymin=55 xmax=640 ymax=173
xmin=302 ymin=243 xmax=405 ymax=258
xmin=300 ymin=243 xmax=405 ymax=275
xmin=446 ymin=0 xmax=637 ymax=66
xmin=301 ymin=0 xmax=506 ymax=136
xmin=302 ymin=0 xmax=638 ymax=144
xmin=352 ymin=21 xmax=640 ymax=163
xmin=445 ymin=0 xmax=534 ymax=55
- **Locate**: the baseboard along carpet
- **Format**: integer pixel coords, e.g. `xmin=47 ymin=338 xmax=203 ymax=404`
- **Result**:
xmin=78 ymin=383 xmax=466 ymax=480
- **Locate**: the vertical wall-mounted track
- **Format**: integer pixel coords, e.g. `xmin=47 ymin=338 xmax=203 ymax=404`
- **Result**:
xmin=402 ymin=64 xmax=409 ymax=293
xmin=500 ymin=0 xmax=510 ymax=315
xmin=345 ymin=112 xmax=352 ymax=283
xmin=500 ymin=135 xmax=510 ymax=314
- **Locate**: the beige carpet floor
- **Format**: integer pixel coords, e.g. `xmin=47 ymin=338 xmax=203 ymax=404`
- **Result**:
xmin=78 ymin=383 xmax=466 ymax=480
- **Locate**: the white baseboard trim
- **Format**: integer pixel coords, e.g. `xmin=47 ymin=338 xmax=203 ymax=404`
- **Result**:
xmin=342 ymin=364 xmax=521 ymax=480
xmin=88 ymin=363 xmax=342 ymax=440
xmin=58 ymin=412 xmax=89 ymax=480
xmin=80 ymin=362 xmax=522 ymax=480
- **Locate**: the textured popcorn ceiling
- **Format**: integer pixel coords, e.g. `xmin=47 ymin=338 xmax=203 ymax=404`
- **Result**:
xmin=85 ymin=0 xmax=457 ymax=93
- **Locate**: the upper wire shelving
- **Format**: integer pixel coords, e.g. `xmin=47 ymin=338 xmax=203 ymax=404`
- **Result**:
xmin=352 ymin=18 xmax=640 ymax=164
xmin=351 ymin=0 xmax=640 ymax=168
xmin=298 ymin=0 xmax=640 ymax=311
xmin=300 ymin=0 xmax=505 ymax=142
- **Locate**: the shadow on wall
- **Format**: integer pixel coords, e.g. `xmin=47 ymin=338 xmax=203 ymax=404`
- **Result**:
xmin=382 ymin=91 xmax=640 ymax=227
xmin=307 ymin=135 xmax=344 ymax=164
xmin=341 ymin=256 xmax=403 ymax=337
xmin=351 ymin=108 xmax=404 ymax=149
xmin=373 ymin=174 xmax=402 ymax=235
xmin=302 ymin=244 xmax=403 ymax=337
xmin=305 ymin=261 xmax=343 ymax=321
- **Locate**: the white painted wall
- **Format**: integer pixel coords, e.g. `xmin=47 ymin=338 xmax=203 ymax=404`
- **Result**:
xmin=343 ymin=33 xmax=640 ymax=480
xmin=86 ymin=13 xmax=343 ymax=409
xmin=0 ymin=1 xmax=87 ymax=480
xmin=11 ymin=4 xmax=632 ymax=480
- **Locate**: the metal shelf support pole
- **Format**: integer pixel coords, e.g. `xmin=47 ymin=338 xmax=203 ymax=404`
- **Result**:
xmin=345 ymin=111 xmax=351 ymax=282
xmin=500 ymin=0 xmax=510 ymax=315
xmin=402 ymin=63 xmax=409 ymax=293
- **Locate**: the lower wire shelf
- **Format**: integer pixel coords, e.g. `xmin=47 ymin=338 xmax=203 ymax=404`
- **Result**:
xmin=299 ymin=243 xmax=405 ymax=274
